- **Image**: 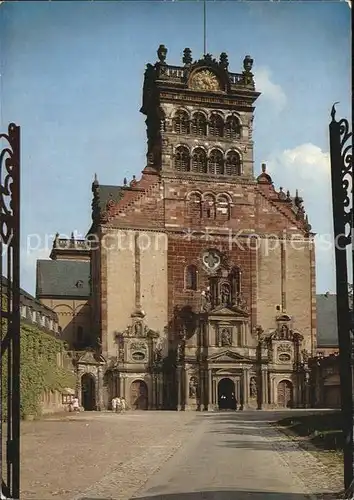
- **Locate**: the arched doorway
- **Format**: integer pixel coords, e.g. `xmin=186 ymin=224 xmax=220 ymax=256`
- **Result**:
xmin=81 ymin=373 xmax=96 ymax=411
xmin=277 ymin=380 xmax=293 ymax=408
xmin=218 ymin=378 xmax=236 ymax=410
xmin=130 ymin=380 xmax=148 ymax=410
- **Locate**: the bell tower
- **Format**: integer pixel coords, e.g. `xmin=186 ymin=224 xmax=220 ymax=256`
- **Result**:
xmin=140 ymin=45 xmax=260 ymax=181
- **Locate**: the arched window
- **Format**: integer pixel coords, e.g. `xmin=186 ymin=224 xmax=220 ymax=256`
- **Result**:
xmin=225 ymin=116 xmax=241 ymax=139
xmin=185 ymin=265 xmax=198 ymax=291
xmin=209 ymin=114 xmax=224 ymax=137
xmin=225 ymin=151 xmax=241 ymax=176
xmin=208 ymin=149 xmax=224 ymax=175
xmin=174 ymin=146 xmax=190 ymax=172
xmin=216 ymin=195 xmax=230 ymax=221
xmin=203 ymin=194 xmax=216 ymax=219
xmin=187 ymin=193 xmax=202 ymax=219
xmin=173 ymin=110 xmax=189 ymax=134
xmin=192 ymin=148 xmax=207 ymax=173
xmin=191 ymin=112 xmax=207 ymax=136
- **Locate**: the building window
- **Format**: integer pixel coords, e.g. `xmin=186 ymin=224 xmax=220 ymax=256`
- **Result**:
xmin=208 ymin=149 xmax=224 ymax=175
xmin=192 ymin=148 xmax=207 ymax=173
xmin=21 ymin=305 xmax=27 ymax=318
xmin=209 ymin=114 xmax=224 ymax=137
xmin=216 ymin=195 xmax=231 ymax=220
xmin=173 ymin=110 xmax=189 ymax=134
xmin=203 ymin=194 xmax=216 ymax=219
xmin=185 ymin=265 xmax=198 ymax=291
xmin=41 ymin=315 xmax=46 ymax=327
xmin=225 ymin=116 xmax=241 ymax=139
xmin=191 ymin=112 xmax=207 ymax=136
xmin=32 ymin=310 xmax=37 ymax=322
xmin=174 ymin=146 xmax=190 ymax=172
xmin=225 ymin=151 xmax=241 ymax=176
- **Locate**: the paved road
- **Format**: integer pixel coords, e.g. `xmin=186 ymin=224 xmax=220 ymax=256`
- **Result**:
xmin=20 ymin=410 xmax=340 ymax=500
xmin=131 ymin=411 xmax=314 ymax=500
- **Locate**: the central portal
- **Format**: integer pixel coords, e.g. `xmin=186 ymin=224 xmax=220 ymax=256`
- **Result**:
xmin=218 ymin=377 xmax=236 ymax=410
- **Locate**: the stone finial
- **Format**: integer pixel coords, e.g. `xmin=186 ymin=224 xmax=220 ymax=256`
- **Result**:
xmin=157 ymin=44 xmax=167 ymax=64
xmin=219 ymin=52 xmax=229 ymax=69
xmin=286 ymin=190 xmax=291 ymax=200
xmin=123 ymin=177 xmax=127 ymax=186
xmin=92 ymin=172 xmax=99 ymax=187
xmin=182 ymin=48 xmax=192 ymax=65
xmin=243 ymin=55 xmax=254 ymax=73
xmin=261 ymin=163 xmax=266 ymax=173
xmin=71 ymin=232 xmax=75 ymax=240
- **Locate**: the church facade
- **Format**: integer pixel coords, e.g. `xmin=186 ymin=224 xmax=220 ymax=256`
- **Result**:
xmin=38 ymin=45 xmax=317 ymax=411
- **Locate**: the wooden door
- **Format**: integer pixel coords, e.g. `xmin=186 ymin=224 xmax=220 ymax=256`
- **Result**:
xmin=277 ymin=380 xmax=293 ymax=408
xmin=130 ymin=380 xmax=148 ymax=410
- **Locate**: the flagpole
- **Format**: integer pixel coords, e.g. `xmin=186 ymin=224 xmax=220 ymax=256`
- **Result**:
xmin=203 ymin=0 xmax=207 ymax=55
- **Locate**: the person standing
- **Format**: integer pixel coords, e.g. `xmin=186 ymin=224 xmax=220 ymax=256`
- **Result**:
xmin=111 ymin=397 xmax=117 ymax=412
xmin=120 ymin=397 xmax=126 ymax=413
xmin=72 ymin=396 xmax=80 ymax=412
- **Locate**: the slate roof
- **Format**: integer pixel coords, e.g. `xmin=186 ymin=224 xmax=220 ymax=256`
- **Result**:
xmin=316 ymin=294 xmax=338 ymax=347
xmin=1 ymin=276 xmax=57 ymax=319
xmin=36 ymin=260 xmax=90 ymax=298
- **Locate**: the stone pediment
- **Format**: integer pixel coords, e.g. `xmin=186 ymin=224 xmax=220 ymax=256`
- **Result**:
xmin=208 ymin=305 xmax=249 ymax=318
xmin=77 ymin=350 xmax=106 ymax=365
xmin=207 ymin=350 xmax=252 ymax=363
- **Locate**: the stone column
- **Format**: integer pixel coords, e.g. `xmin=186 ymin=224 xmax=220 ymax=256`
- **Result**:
xmin=208 ymin=369 xmax=212 ymax=410
xmin=76 ymin=369 xmax=82 ymax=406
xmin=119 ymin=373 xmax=124 ymax=398
xmin=97 ymin=366 xmax=104 ymax=410
xmin=184 ymin=369 xmax=189 ymax=410
xmin=262 ymin=368 xmax=268 ymax=405
xmin=177 ymin=366 xmax=182 ymax=410
xmin=213 ymin=378 xmax=217 ymax=407
xmin=158 ymin=373 xmax=163 ymax=409
xmin=243 ymin=369 xmax=249 ymax=407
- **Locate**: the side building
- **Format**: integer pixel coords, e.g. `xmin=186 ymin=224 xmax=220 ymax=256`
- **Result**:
xmin=1 ymin=276 xmax=74 ymax=415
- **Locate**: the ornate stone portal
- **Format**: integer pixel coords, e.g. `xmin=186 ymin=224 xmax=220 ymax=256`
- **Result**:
xmin=110 ymin=317 xmax=163 ymax=410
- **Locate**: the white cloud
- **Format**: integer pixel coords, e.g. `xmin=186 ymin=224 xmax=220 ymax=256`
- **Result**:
xmin=254 ymin=67 xmax=287 ymax=113
xmin=270 ymin=143 xmax=330 ymax=183
xmin=266 ymin=143 xmax=336 ymax=292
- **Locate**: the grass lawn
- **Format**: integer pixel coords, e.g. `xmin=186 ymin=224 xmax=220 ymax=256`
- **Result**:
xmin=277 ymin=411 xmax=343 ymax=451
xmin=276 ymin=411 xmax=344 ymax=476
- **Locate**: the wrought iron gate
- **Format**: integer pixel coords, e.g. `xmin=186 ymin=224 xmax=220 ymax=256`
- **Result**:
xmin=0 ymin=124 xmax=21 ymax=499
xmin=329 ymin=104 xmax=353 ymax=492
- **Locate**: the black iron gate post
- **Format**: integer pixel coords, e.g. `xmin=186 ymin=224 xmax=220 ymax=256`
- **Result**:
xmin=0 ymin=123 xmax=21 ymax=499
xmin=329 ymin=104 xmax=353 ymax=492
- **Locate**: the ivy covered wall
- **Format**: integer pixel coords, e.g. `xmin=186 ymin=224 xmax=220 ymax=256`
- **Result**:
xmin=1 ymin=296 xmax=75 ymax=419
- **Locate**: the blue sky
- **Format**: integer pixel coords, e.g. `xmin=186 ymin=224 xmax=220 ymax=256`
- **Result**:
xmin=0 ymin=1 xmax=351 ymax=295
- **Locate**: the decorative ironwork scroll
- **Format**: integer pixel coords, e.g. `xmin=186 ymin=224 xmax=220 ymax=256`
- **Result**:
xmin=329 ymin=104 xmax=353 ymax=491
xmin=0 ymin=123 xmax=20 ymax=499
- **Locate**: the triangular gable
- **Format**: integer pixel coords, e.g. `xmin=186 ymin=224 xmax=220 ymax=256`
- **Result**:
xmin=78 ymin=350 xmax=106 ymax=365
xmin=208 ymin=305 xmax=249 ymax=318
xmin=207 ymin=349 xmax=252 ymax=363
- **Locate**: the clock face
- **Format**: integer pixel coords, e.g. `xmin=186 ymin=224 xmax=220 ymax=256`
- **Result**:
xmin=189 ymin=70 xmax=221 ymax=92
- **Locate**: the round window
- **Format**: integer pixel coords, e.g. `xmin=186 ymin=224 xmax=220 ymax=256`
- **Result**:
xmin=202 ymin=250 xmax=221 ymax=271
xmin=132 ymin=351 xmax=146 ymax=361
xmin=278 ymin=353 xmax=291 ymax=362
